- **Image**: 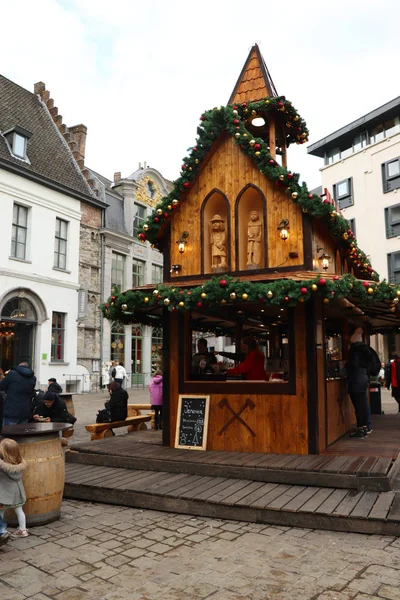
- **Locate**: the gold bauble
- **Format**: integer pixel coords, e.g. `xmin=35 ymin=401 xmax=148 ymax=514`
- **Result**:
xmin=243 ymin=133 xmax=248 ymax=137
xmin=294 ymin=116 xmax=299 ymax=121
xmin=179 ymin=301 xmax=185 ymax=307
xmin=255 ymin=151 xmax=261 ymax=156
xmin=172 ymin=199 xmax=179 ymax=206
xmin=153 ymin=290 xmax=159 ymax=296
xmin=195 ymin=159 xmax=199 ymax=164
xmin=230 ymin=292 xmax=236 ymax=300
xmin=267 ymin=291 xmax=273 ymax=299
xmin=323 ymin=298 xmax=330 ymax=304
xmin=292 ymin=192 xmax=298 ymax=200
xmin=242 ymin=293 xmax=248 ymax=300
xmin=299 ymin=298 xmax=305 ymax=303
xmin=279 ymin=174 xmax=285 ymax=181
xmin=164 ymin=298 xmax=170 ymax=306
xmin=189 ymin=167 xmax=192 ymax=171
xmin=249 ymin=139 xmax=256 ymax=146
xmin=157 ymin=209 xmax=163 ymax=215
xmin=342 ymin=233 xmax=348 ymax=240
xmin=390 ymin=306 xmax=397 ymax=312
xmin=143 ymin=224 xmax=149 ymax=231
xmin=251 ymin=110 xmax=257 ymax=116
xmin=312 ymin=284 xmax=318 ymax=291
xmin=394 ymin=298 xmax=399 ymax=304
xmin=235 ymin=133 xmax=241 ymax=138
xmin=265 ymin=99 xmax=270 ymax=104
xmin=221 ymin=299 xmax=227 ymax=304
xmin=302 ymin=208 xmax=308 ymax=214
xmin=167 ymin=205 xmax=172 ymax=210
xmin=367 ymin=288 xmax=374 ymax=295
xmin=144 ymin=297 xmax=149 ymax=303
xmin=121 ymin=304 xmax=127 ymax=311
xmin=201 ymin=292 xmax=207 ymax=299
xmin=397 ymin=290 xmax=400 ymax=297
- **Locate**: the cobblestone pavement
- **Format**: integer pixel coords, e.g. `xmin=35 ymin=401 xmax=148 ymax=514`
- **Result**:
xmin=1 ymin=500 xmax=400 ymax=599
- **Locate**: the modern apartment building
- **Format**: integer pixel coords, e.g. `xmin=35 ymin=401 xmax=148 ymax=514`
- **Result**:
xmin=308 ymin=96 xmax=400 ymax=357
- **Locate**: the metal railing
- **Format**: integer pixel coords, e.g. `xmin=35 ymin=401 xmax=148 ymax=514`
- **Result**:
xmin=63 ymin=373 xmax=151 ymax=393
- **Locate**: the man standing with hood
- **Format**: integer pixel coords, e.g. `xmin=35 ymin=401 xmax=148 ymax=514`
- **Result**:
xmin=345 ymin=327 xmax=372 ymax=439
xmin=0 ymin=362 xmax=36 ymax=425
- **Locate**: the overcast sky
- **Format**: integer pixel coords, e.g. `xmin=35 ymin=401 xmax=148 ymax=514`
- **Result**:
xmin=1 ymin=0 xmax=399 ymax=190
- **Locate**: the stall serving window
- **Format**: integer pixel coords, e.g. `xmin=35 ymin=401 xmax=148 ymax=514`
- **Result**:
xmin=179 ymin=305 xmax=295 ymax=393
xmin=325 ymin=319 xmax=344 ymax=379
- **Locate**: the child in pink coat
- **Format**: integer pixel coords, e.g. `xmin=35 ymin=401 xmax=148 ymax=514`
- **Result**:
xmin=149 ymin=371 xmax=163 ymax=430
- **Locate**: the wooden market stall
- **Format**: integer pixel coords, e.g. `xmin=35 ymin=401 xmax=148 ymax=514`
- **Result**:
xmin=103 ymin=45 xmax=400 ymax=456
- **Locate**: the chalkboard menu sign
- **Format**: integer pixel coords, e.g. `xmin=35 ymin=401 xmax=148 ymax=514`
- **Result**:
xmin=175 ymin=395 xmax=210 ymax=450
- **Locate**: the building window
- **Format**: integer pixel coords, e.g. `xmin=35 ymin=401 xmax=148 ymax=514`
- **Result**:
xmin=51 ymin=312 xmax=65 ymax=362
xmin=111 ymin=322 xmax=125 ymax=364
xmin=325 ymin=147 xmax=341 ymax=166
xmin=388 ymin=251 xmax=400 ymax=284
xmin=11 ymin=204 xmax=28 ymax=260
xmin=151 ymin=326 xmax=163 ymax=373
xmin=151 ymin=264 xmax=163 ymax=285
xmin=131 ymin=324 xmax=143 ymax=385
xmin=333 ymin=178 xmax=353 ymax=209
xmin=133 ymin=204 xmax=146 ymax=238
xmin=111 ymin=252 xmax=125 ymax=293
xmin=382 ymin=157 xmax=400 ymax=193
xmin=132 ymin=259 xmax=145 ymax=287
xmin=371 ymin=117 xmax=400 ymax=144
xmin=54 ymin=218 xmax=68 ymax=270
xmin=347 ymin=218 xmax=356 ymax=237
xmin=385 ymin=204 xmax=400 ymax=238
xmin=353 ymin=132 xmax=368 ymax=152
xmin=4 ymin=126 xmax=32 ymax=160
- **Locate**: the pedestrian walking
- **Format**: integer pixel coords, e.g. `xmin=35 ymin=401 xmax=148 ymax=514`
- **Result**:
xmin=0 ymin=362 xmax=36 ymax=425
xmin=386 ymin=354 xmax=400 ymax=412
xmin=149 ymin=370 xmax=163 ymax=430
xmin=114 ymin=361 xmax=128 ymax=388
xmin=0 ymin=438 xmax=28 ymax=539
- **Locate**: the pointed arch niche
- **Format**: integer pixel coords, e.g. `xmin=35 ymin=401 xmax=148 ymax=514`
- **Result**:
xmin=235 ymin=184 xmax=267 ymax=271
xmin=201 ymin=189 xmax=231 ymax=274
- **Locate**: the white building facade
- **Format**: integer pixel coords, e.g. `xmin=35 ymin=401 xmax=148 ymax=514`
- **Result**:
xmin=0 ymin=75 xmax=100 ymax=389
xmin=95 ymin=166 xmax=172 ymax=386
xmin=308 ymin=97 xmax=400 ymax=358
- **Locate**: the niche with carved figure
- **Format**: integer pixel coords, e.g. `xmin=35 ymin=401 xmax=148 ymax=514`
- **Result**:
xmin=235 ymin=184 xmax=266 ymax=271
xmin=202 ymin=190 xmax=230 ymax=274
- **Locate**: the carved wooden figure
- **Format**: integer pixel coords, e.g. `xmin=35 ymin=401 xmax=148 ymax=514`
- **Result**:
xmin=209 ymin=214 xmax=227 ymax=272
xmin=246 ymin=210 xmax=263 ymax=268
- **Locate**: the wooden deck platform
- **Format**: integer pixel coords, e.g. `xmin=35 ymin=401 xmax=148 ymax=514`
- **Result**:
xmin=67 ymin=430 xmax=394 ymax=492
xmin=64 ymin=463 xmax=400 ymax=536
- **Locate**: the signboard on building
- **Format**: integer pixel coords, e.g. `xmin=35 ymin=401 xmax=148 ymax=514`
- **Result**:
xmin=78 ymin=290 xmax=88 ymax=320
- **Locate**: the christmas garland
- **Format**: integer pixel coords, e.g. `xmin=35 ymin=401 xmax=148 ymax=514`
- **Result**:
xmin=101 ymin=274 xmax=400 ymax=324
xmin=137 ymin=95 xmax=378 ymax=281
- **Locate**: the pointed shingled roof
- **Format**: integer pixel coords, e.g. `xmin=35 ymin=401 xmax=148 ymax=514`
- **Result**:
xmin=228 ymin=44 xmax=278 ymax=105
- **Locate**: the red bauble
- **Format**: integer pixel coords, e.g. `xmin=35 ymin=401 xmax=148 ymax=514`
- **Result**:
xmin=284 ymin=296 xmax=289 ymax=302
xmin=288 ymin=173 xmax=293 ymax=179
xmin=308 ymin=193 xmax=313 ymax=199
xmin=367 ymin=266 xmax=373 ymax=272
xmin=154 ymin=217 xmax=159 ymax=223
xmin=269 ymin=159 xmax=275 ymax=165
xmin=347 ymin=229 xmax=352 ymax=235
xmin=139 ymin=233 xmax=146 ymax=241
xmin=278 ymin=101 xmax=284 ymax=108
xmin=172 ymin=306 xmax=176 ymax=312
xmin=200 ymin=115 xmax=205 ymax=121
xmin=196 ymin=302 xmax=203 ymax=309
xmin=318 ymin=278 xmax=327 ymax=286
xmin=254 ymin=143 xmax=261 ymax=151
xmin=323 ymin=199 xmax=330 ymax=204
xmin=105 ymin=303 xmax=109 ymax=308
xmin=362 ymin=281 xmax=369 ymax=288
xmin=236 ymin=126 xmax=240 ymax=130
xmin=233 ymin=105 xmax=238 ymax=109
xmin=242 ymin=102 xmax=247 ymax=108
xmin=164 ymin=213 xmax=169 ymax=219
xmin=111 ymin=296 xmax=116 ymax=301
xmin=233 ymin=118 xmax=239 ymax=125
xmin=219 ymin=279 xmax=227 ymax=287
xmin=183 ymin=182 xmax=189 ymax=189
xmin=193 ymin=147 xmax=197 ymax=152
xmin=187 ymin=291 xmax=191 ymax=296
xmin=300 ymin=287 xmax=308 ymax=295
xmin=331 ymin=291 xmax=335 ymax=296
xmin=333 ymin=276 xmax=339 ymax=280
xmin=181 ymin=164 xmax=186 ymax=170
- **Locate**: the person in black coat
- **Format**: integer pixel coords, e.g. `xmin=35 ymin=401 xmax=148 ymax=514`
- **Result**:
xmin=0 ymin=362 xmax=36 ymax=425
xmin=32 ymin=392 xmax=76 ymax=424
xmin=97 ymin=381 xmax=128 ymax=423
xmin=345 ymin=328 xmax=371 ymax=438
xmin=47 ymin=378 xmax=62 ymax=394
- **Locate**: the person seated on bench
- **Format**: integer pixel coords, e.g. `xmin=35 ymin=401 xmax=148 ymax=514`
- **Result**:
xmin=32 ymin=391 xmax=76 ymax=424
xmin=96 ymin=381 xmax=128 ymax=423
xmin=46 ymin=377 xmax=62 ymax=394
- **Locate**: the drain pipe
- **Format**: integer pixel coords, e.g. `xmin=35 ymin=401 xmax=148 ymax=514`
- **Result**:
xmin=99 ymin=209 xmax=105 ymax=388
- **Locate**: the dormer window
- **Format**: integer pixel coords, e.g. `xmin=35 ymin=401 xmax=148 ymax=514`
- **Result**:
xmin=3 ymin=126 xmax=32 ymax=161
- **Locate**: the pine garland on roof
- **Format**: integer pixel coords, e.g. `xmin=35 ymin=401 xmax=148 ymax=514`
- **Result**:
xmin=137 ymin=95 xmax=378 ymax=281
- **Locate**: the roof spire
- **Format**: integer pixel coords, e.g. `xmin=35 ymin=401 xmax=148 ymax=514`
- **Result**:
xmin=228 ymin=44 xmax=278 ymax=105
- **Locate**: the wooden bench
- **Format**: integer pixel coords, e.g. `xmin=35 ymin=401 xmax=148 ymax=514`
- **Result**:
xmin=128 ymin=404 xmax=155 ymax=430
xmin=85 ymin=415 xmax=151 ymax=441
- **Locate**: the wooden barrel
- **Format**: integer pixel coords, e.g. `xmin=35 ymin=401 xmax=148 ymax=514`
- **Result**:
xmin=4 ymin=432 xmax=65 ymax=526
